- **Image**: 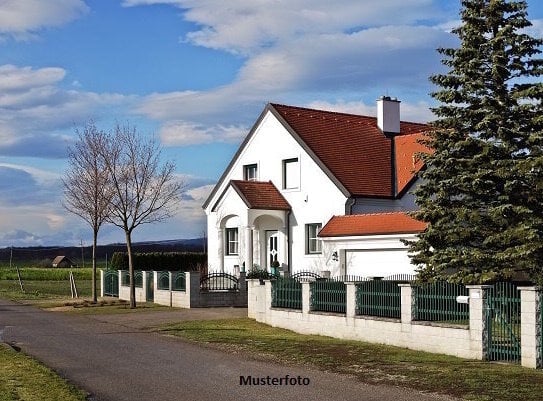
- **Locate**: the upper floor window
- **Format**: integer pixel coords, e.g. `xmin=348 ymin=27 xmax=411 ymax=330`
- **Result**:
xmin=244 ymin=163 xmax=258 ymax=181
xmin=225 ymin=228 xmax=239 ymax=255
xmin=306 ymin=223 xmax=322 ymax=254
xmin=283 ymin=158 xmax=299 ymax=189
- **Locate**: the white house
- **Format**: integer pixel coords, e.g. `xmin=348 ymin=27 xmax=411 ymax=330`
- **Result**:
xmin=202 ymin=97 xmax=429 ymax=278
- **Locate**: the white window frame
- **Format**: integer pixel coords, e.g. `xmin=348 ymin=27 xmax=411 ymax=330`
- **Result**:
xmin=282 ymin=158 xmax=299 ymax=189
xmin=306 ymin=223 xmax=322 ymax=254
xmin=243 ymin=163 xmax=258 ymax=181
xmin=225 ymin=228 xmax=239 ymax=255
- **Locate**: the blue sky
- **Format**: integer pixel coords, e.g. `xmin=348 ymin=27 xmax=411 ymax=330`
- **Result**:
xmin=0 ymin=0 xmax=542 ymax=247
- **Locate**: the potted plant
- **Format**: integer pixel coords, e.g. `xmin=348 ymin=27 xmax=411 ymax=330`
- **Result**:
xmin=270 ymin=260 xmax=280 ymax=277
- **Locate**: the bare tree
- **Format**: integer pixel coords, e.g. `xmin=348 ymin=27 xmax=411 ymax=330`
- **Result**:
xmin=63 ymin=121 xmax=112 ymax=303
xmin=103 ymin=124 xmax=183 ymax=308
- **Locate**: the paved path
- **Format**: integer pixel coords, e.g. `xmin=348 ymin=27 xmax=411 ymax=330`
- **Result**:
xmin=0 ymin=299 xmax=455 ymax=401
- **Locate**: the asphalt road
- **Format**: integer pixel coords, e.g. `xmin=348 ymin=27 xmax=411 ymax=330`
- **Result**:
xmin=0 ymin=299 xmax=456 ymax=401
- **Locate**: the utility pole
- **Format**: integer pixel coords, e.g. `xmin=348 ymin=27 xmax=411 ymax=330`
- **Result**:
xmin=80 ymin=239 xmax=85 ymax=268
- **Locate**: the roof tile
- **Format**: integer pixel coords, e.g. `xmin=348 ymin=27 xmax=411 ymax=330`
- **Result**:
xmin=231 ymin=180 xmax=291 ymax=210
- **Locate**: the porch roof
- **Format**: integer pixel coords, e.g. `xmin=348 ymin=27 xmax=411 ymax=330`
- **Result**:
xmin=319 ymin=212 xmax=427 ymax=237
xmin=230 ymin=180 xmax=291 ymax=210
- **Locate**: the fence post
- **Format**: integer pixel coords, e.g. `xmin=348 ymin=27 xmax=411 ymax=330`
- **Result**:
xmin=345 ymin=282 xmax=357 ymax=319
xmin=519 ymin=286 xmax=542 ymax=368
xmin=399 ymin=284 xmax=413 ymax=326
xmin=100 ymin=269 xmax=105 ymax=298
xmin=301 ymin=281 xmax=311 ymax=315
xmin=466 ymin=285 xmax=492 ymax=361
xmin=186 ymin=271 xmax=201 ymax=308
xmin=169 ymin=271 xmax=173 ymax=307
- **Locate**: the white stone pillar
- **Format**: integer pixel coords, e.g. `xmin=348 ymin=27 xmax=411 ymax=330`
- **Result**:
xmin=519 ymin=286 xmax=541 ymax=368
xmin=302 ymin=282 xmax=311 ymax=315
xmin=399 ymin=284 xmax=413 ymax=326
xmin=100 ymin=269 xmax=105 ymax=298
xmin=345 ymin=282 xmax=357 ymax=319
xmin=466 ymin=285 xmax=492 ymax=361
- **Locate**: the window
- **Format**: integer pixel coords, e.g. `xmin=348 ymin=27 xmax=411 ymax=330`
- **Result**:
xmin=283 ymin=158 xmax=299 ymax=189
xmin=243 ymin=163 xmax=258 ymax=181
xmin=306 ymin=223 xmax=322 ymax=254
xmin=225 ymin=228 xmax=239 ymax=255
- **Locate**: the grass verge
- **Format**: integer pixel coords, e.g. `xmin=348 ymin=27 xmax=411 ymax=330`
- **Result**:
xmin=0 ymin=345 xmax=87 ymax=401
xmin=156 ymin=318 xmax=543 ymax=401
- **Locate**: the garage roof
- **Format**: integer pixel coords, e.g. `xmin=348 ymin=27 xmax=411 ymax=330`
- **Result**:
xmin=318 ymin=212 xmax=427 ymax=237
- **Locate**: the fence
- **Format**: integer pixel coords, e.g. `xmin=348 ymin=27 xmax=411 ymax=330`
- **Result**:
xmin=310 ymin=279 xmax=346 ymax=313
xmin=249 ymin=279 xmax=543 ymax=369
xmin=272 ymin=278 xmax=302 ymax=309
xmin=356 ymin=280 xmax=401 ymax=319
xmin=413 ymin=282 xmax=469 ymax=324
xmin=104 ymin=270 xmax=247 ymax=308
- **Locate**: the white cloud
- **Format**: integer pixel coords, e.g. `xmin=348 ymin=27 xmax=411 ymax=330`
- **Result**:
xmin=0 ymin=64 xmax=132 ymax=158
xmin=160 ymin=120 xmax=246 ymax=146
xmin=123 ymin=0 xmax=440 ymax=55
xmin=0 ymin=0 xmax=89 ymax=38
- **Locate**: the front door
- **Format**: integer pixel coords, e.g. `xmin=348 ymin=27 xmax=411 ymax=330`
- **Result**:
xmin=266 ymin=230 xmax=279 ymax=270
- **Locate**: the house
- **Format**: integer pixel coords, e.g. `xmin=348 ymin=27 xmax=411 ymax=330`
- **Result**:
xmin=52 ymin=256 xmax=75 ymax=268
xmin=203 ymin=97 xmax=429 ymax=278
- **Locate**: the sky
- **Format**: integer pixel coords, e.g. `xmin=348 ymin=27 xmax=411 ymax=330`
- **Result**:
xmin=0 ymin=0 xmax=542 ymax=248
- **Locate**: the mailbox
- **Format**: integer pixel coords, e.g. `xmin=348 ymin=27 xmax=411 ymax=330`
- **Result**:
xmin=456 ymin=295 xmax=469 ymax=304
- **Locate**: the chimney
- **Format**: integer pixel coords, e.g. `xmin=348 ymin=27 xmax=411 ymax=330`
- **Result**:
xmin=377 ymin=96 xmax=400 ymax=134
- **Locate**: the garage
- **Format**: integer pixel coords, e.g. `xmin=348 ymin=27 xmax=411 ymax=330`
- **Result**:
xmin=345 ymin=248 xmax=415 ymax=278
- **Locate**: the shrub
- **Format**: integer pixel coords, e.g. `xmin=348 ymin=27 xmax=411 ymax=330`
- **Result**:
xmin=109 ymin=251 xmax=206 ymax=271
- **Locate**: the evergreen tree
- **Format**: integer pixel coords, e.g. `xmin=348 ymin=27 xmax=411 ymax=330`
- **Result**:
xmin=409 ymin=0 xmax=543 ymax=284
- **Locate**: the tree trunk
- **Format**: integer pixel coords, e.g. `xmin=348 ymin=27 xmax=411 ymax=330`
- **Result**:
xmin=92 ymin=229 xmax=98 ymax=303
xmin=126 ymin=230 xmax=136 ymax=308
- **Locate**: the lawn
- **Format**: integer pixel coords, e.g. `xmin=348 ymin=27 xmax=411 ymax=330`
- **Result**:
xmin=0 ymin=345 xmax=87 ymax=401
xmin=156 ymin=318 xmax=543 ymax=401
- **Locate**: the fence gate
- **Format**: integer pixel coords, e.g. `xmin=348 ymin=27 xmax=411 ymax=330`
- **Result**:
xmin=104 ymin=270 xmax=119 ymax=297
xmin=146 ymin=271 xmax=154 ymax=302
xmin=486 ymin=282 xmax=521 ymax=363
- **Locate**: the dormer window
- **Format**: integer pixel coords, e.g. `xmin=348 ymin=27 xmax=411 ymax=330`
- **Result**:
xmin=244 ymin=163 xmax=258 ymax=181
xmin=282 ymin=158 xmax=299 ymax=189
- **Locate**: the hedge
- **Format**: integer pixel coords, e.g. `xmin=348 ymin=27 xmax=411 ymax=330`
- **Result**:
xmin=110 ymin=252 xmax=206 ymax=271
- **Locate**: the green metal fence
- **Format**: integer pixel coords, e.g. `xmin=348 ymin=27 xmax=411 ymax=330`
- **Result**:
xmin=356 ymin=280 xmax=401 ymax=319
xmin=172 ymin=271 xmax=186 ymax=291
xmin=157 ymin=271 xmax=170 ymax=290
xmin=120 ymin=270 xmax=143 ymax=288
xmin=310 ymin=279 xmax=346 ymax=313
xmin=272 ymin=278 xmax=302 ymax=309
xmin=103 ymin=270 xmax=119 ymax=297
xmin=413 ymin=282 xmax=469 ymax=324
xmin=486 ymin=282 xmax=521 ymax=363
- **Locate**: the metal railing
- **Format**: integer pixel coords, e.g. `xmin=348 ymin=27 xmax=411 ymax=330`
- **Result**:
xmin=120 ymin=270 xmax=143 ymax=288
xmin=200 ymin=272 xmax=239 ymax=292
xmin=356 ymin=280 xmax=401 ymax=319
xmin=310 ymin=279 xmax=346 ymax=313
xmin=157 ymin=271 xmax=170 ymax=290
xmin=172 ymin=271 xmax=186 ymax=291
xmin=272 ymin=278 xmax=302 ymax=309
xmin=413 ymin=282 xmax=469 ymax=323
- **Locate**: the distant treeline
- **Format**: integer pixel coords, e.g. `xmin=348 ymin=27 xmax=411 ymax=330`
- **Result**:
xmin=110 ymin=252 xmax=207 ymax=272
xmin=0 ymin=239 xmax=205 ymax=265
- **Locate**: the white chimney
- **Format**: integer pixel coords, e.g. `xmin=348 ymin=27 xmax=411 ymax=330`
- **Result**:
xmin=377 ymin=96 xmax=400 ymax=134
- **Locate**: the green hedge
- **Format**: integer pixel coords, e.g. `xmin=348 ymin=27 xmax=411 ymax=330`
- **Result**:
xmin=110 ymin=252 xmax=206 ymax=271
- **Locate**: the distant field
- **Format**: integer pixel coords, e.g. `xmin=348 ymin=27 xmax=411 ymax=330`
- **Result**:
xmin=0 ymin=267 xmax=97 ymax=299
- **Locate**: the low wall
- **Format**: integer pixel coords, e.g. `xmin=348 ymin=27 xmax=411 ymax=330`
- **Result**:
xmin=114 ymin=271 xmax=248 ymax=308
xmin=248 ymin=280 xmax=524 ymax=363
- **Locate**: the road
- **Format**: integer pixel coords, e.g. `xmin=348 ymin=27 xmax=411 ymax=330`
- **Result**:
xmin=0 ymin=299 xmax=455 ymax=401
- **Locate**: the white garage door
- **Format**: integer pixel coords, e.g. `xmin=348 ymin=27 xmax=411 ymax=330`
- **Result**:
xmin=345 ymin=249 xmax=415 ymax=278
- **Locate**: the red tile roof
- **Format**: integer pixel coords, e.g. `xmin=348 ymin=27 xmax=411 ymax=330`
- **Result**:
xmin=318 ymin=212 xmax=427 ymax=237
xmin=271 ymin=104 xmax=429 ymax=197
xmin=394 ymin=132 xmax=429 ymax=194
xmin=230 ymin=180 xmax=291 ymax=210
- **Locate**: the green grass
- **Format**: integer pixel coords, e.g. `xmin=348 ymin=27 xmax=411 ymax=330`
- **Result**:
xmin=0 ymin=279 xmax=95 ymax=300
xmin=0 ymin=345 xmax=87 ymax=401
xmin=156 ymin=318 xmax=543 ymax=401
xmin=0 ymin=267 xmax=94 ymax=281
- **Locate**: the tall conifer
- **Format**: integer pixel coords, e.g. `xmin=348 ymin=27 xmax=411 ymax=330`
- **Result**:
xmin=409 ymin=0 xmax=543 ymax=284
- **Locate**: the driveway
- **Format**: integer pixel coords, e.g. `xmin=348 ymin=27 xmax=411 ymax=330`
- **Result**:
xmin=0 ymin=299 xmax=455 ymax=401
